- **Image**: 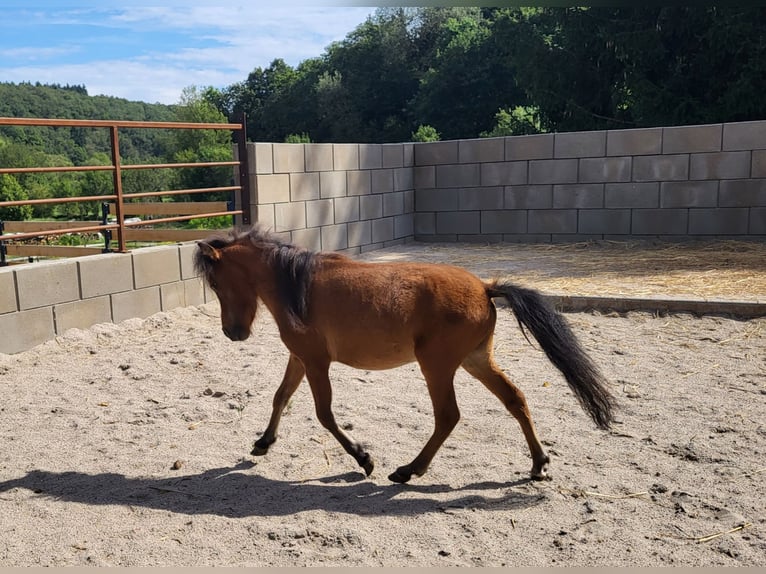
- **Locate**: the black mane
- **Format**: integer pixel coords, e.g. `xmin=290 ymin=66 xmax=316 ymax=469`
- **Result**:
xmin=194 ymin=225 xmax=323 ymax=328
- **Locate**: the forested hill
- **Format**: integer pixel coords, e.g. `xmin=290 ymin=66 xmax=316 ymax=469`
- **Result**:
xmin=0 ymin=82 xmax=178 ymax=164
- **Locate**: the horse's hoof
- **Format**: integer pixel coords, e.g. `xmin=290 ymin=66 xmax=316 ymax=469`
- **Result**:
xmin=388 ymin=467 xmax=412 ymax=484
xmin=250 ymin=439 xmax=271 ymax=456
xmin=359 ymin=453 xmax=374 ymax=477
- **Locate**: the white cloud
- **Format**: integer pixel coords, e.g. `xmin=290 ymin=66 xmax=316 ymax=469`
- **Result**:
xmin=0 ymin=5 xmax=376 ymax=104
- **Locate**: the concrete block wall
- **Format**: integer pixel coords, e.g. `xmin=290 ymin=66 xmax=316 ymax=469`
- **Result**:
xmin=0 ymin=244 xmax=213 ymax=354
xmin=414 ymin=120 xmax=766 ymax=242
xmin=245 ymin=142 xmax=416 ymax=254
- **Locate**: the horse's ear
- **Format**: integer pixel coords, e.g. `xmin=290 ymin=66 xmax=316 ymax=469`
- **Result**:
xmin=197 ymin=241 xmax=221 ymax=262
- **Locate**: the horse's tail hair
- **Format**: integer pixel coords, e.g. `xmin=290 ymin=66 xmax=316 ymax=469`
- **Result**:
xmin=486 ymin=280 xmax=617 ymax=429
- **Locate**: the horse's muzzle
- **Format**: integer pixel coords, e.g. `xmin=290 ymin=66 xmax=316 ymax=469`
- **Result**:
xmin=223 ymin=326 xmax=250 ymax=341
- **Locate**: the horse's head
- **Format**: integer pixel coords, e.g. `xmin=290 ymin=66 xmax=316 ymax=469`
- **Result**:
xmin=195 ymin=240 xmax=258 ymax=341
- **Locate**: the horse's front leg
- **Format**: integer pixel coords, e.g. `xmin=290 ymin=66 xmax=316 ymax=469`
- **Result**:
xmin=251 ymin=353 xmax=305 ymax=456
xmin=305 ymin=362 xmax=374 ymax=477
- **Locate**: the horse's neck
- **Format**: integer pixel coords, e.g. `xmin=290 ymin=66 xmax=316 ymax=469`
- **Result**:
xmin=246 ymin=244 xmax=295 ymax=332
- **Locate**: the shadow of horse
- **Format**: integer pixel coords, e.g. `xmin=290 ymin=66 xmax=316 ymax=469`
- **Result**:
xmin=0 ymin=461 xmax=546 ymax=518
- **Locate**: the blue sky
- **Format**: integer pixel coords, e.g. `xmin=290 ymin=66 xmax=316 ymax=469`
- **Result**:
xmin=0 ymin=2 xmax=378 ymax=105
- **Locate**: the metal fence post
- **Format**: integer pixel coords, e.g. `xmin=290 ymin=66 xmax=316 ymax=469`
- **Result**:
xmin=236 ymin=112 xmax=252 ymax=226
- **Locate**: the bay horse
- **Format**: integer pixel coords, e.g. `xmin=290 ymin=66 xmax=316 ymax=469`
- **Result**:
xmin=194 ymin=225 xmax=616 ymax=483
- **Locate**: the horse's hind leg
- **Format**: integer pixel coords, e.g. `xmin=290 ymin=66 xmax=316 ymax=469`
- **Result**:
xmin=251 ymin=353 xmax=305 ymax=456
xmin=462 ymin=340 xmax=551 ymax=480
xmin=304 ymin=362 xmax=374 ymax=476
xmin=389 ymin=360 xmax=460 ymax=484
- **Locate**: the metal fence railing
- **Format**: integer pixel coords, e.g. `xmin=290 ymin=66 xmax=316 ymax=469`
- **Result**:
xmin=0 ymin=115 xmax=251 ymax=266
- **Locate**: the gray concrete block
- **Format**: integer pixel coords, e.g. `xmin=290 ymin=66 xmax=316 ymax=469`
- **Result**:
xmin=690 ymin=151 xmax=751 ymax=180
xmin=436 ymin=164 xmax=481 ymax=188
xmin=254 ymin=204 xmax=275 ymax=229
xmin=578 ymin=209 xmax=631 ymax=234
xmin=458 ymin=234 xmax=504 ymax=243
xmin=719 ymin=179 xmax=766 ymax=206
xmin=415 ymin=141 xmax=458 ymax=165
xmin=660 ymin=181 xmax=718 ymax=208
xmin=54 ymin=296 xmax=111 ymax=333
xmin=291 ymin=227 xmax=322 ymax=251
xmin=404 ymin=190 xmax=415 ymax=213
xmin=305 ymin=143 xmax=333 ymax=172
xmin=333 ymin=144 xmax=359 ymax=171
xmin=290 ymin=172 xmax=320 ymax=201
xmin=359 ymin=144 xmax=383 ymax=169
xmin=111 ymin=286 xmax=162 ymax=323
xmin=321 ymin=224 xmax=348 ymax=251
xmin=348 ymin=220 xmax=372 ymax=247
xmin=481 ymin=210 xmax=527 ymax=234
xmin=459 ymin=187 xmax=503 ymax=211
xmin=505 ymin=133 xmax=554 ymax=160
xmin=320 ymin=171 xmax=347 ymax=198
xmin=255 ymin=174 xmax=290 ymax=204
xmin=632 ymin=154 xmax=689 ymax=182
xmin=360 ymin=242 xmax=386 ymax=253
xmin=372 ymin=218 xmax=395 ymax=243
xmin=132 ymin=246 xmax=181 ymax=288
xmin=414 ymin=167 xmax=435 ymax=190
xmin=437 ymin=211 xmax=480 ymax=234
xmin=416 ymin=234 xmax=458 ymax=242
xmin=722 ymin=120 xmax=766 ymax=151
xmin=416 ymin=188 xmax=458 ymax=211
xmin=334 ymin=196 xmax=360 ymax=223
xmin=360 ymin=195 xmax=383 ymax=220
xmin=393 ymin=167 xmax=414 ymax=191
xmin=528 ymin=210 xmax=577 ymax=234
xmin=0 ymin=269 xmax=17 ymax=313
xmin=382 ymin=144 xmax=404 ymax=168
xmin=306 ymin=199 xmax=335 ymax=228
xmin=607 ymin=127 xmax=662 ymax=156
xmin=183 ymin=277 xmax=205 ymax=307
xmin=394 ymin=214 xmax=414 ymax=239
xmin=502 ymin=234 xmax=551 ymax=243
xmin=480 ymin=161 xmax=527 ymax=186
xmin=0 ymin=307 xmax=54 ymax=354
xmin=663 ymin=124 xmax=722 ymax=154
xmin=77 ymin=252 xmax=133 ymax=298
xmin=275 ymin=201 xmax=307 ymax=231
xmin=505 ymin=185 xmax=552 ymax=209
xmin=251 ymin=142 xmax=274 ymax=175
xmin=553 ymin=184 xmax=604 ymax=208
xmin=750 ymin=207 xmax=766 ymax=234
xmin=459 ymin=137 xmax=504 ymax=163
xmin=752 ymin=150 xmax=766 ymax=177
xmin=16 ymin=259 xmax=80 ymax=311
xmin=179 ymin=243 xmax=199 ymax=280
xmin=529 ymin=159 xmax=578 ymax=184
xmin=383 ymin=192 xmax=404 ymax=216
xmin=371 ymin=169 xmax=394 ymax=194
xmin=347 ymin=170 xmax=372 ymax=196
xmin=273 ymin=143 xmax=305 ymax=173
xmin=631 ymin=209 xmax=688 ymax=235
xmin=689 ymin=208 xmax=749 ymax=235
xmin=160 ymin=282 xmax=186 ymax=311
xmin=605 ymin=183 xmax=659 ymax=208
xmin=554 ymin=130 xmax=606 ymax=158
xmin=415 ymin=212 xmax=435 ymax=235
xmin=578 ymin=157 xmax=631 ymax=183
xmin=403 ymin=143 xmax=414 ymax=167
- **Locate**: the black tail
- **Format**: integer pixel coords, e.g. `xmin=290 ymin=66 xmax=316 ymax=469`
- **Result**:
xmin=487 ymin=281 xmax=617 ymax=429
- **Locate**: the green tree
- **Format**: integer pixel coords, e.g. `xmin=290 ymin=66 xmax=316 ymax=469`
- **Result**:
xmin=0 ymin=174 xmax=33 ymax=221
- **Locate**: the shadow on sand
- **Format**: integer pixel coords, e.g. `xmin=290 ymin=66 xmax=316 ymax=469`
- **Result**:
xmin=0 ymin=461 xmax=546 ymax=518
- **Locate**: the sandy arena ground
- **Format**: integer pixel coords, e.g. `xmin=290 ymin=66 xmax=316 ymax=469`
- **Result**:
xmin=0 ymin=240 xmax=764 ymax=566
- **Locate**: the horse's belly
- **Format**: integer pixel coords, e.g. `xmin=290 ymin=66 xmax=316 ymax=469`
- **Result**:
xmin=332 ymin=338 xmax=416 ymax=371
